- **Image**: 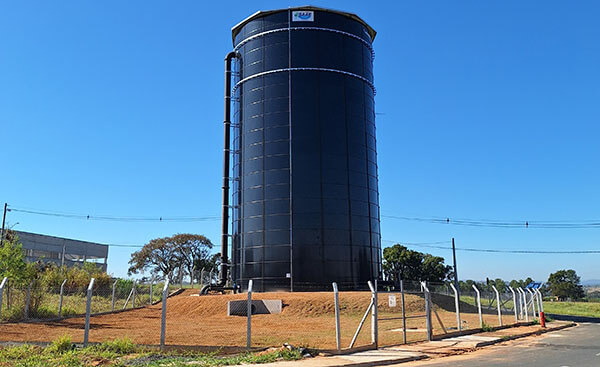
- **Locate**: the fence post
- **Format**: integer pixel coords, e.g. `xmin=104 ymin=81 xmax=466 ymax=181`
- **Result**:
xmin=520 ymin=288 xmax=526 ymax=320
xmin=491 ymin=285 xmax=502 ymax=326
xmin=449 ymin=282 xmax=461 ymax=331
xmin=472 ymin=284 xmax=483 ymax=328
xmin=209 ymin=268 xmax=214 ymax=285
xmin=84 ymin=277 xmax=95 ymax=347
xmin=247 ymin=279 xmax=253 ymax=349
xmin=508 ymin=287 xmax=518 ymax=323
xmin=58 ymin=279 xmax=67 ymax=317
xmin=332 ymin=282 xmax=341 ymax=351
xmin=149 ymin=279 xmax=153 ymax=304
xmin=24 ymin=282 xmax=32 ymax=320
xmin=160 ymin=278 xmax=170 ymax=350
xmin=191 ymin=266 xmax=195 ymax=289
xmin=536 ymin=289 xmax=544 ymax=313
xmin=111 ymin=280 xmax=117 ymax=312
xmin=0 ymin=277 xmax=6 ymax=320
xmin=525 ymin=288 xmax=536 ymax=319
xmin=367 ymin=280 xmax=378 ymax=347
xmin=421 ymin=282 xmax=432 ymax=341
xmin=534 ymin=289 xmax=540 ymax=319
xmin=514 ymin=288 xmax=520 ymax=319
xmin=518 ymin=288 xmax=528 ymax=322
xmin=400 ymin=279 xmax=407 ymax=344
xmin=132 ymin=280 xmax=137 ymax=309
xmin=536 ymin=289 xmax=545 ymax=327
xmin=515 ymin=288 xmax=521 ymax=319
xmin=200 ymin=268 xmax=205 ymax=286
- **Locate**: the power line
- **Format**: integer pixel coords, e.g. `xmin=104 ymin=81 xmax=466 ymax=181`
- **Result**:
xmin=381 ymin=214 xmax=600 ymax=229
xmin=9 ymin=207 xmax=220 ymax=223
xmin=382 ymin=239 xmax=600 ymax=254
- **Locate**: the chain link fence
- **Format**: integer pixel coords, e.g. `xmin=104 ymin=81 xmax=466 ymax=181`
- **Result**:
xmin=0 ymin=279 xmax=173 ymax=322
xmin=0 ymin=277 xmax=541 ymax=350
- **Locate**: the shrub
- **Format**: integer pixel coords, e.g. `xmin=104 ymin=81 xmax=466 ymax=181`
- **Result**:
xmin=46 ymin=335 xmax=73 ymax=354
xmin=31 ymin=305 xmax=57 ymax=319
xmin=60 ymin=306 xmax=79 ymax=317
xmin=40 ymin=263 xmax=112 ymax=290
xmin=1 ymin=306 xmax=25 ymax=322
xmin=481 ymin=322 xmax=494 ymax=332
xmin=114 ymin=279 xmax=134 ymax=298
xmin=94 ymin=337 xmax=137 ymax=354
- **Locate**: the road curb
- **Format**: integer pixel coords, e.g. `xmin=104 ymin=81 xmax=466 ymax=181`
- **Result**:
xmin=546 ymin=314 xmax=600 ymax=323
xmin=332 ymin=354 xmax=428 ymax=367
xmin=446 ymin=322 xmax=576 ymax=350
xmin=485 ymin=322 xmax=576 ymax=345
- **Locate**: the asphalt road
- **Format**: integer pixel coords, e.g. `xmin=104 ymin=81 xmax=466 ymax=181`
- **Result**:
xmin=399 ymin=323 xmax=600 ymax=367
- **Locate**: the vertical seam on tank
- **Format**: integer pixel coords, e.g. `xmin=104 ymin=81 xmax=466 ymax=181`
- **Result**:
xmin=362 ymin=38 xmax=374 ymax=282
xmin=342 ymin=44 xmax=355 ymax=289
xmin=318 ymin=68 xmax=325 ymax=288
xmin=375 ymin=98 xmax=381 ymax=277
xmin=288 ymin=9 xmax=293 ymax=292
xmin=261 ymin=26 xmax=265 ymax=292
xmin=239 ymin=45 xmax=245 ymax=286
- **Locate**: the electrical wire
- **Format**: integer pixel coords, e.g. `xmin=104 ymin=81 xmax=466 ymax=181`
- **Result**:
xmin=8 ymin=205 xmax=599 ymax=253
xmin=382 ymin=214 xmax=600 ymax=229
xmin=9 ymin=207 xmax=220 ymax=223
xmin=382 ymin=239 xmax=600 ymax=254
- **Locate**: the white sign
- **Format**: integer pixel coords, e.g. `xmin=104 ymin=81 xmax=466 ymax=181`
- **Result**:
xmin=388 ymin=294 xmax=397 ymax=307
xmin=292 ymin=11 xmax=314 ymax=22
xmin=286 ymin=273 xmax=291 ymax=278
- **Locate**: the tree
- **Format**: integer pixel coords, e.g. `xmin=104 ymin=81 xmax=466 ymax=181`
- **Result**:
xmin=422 ymin=254 xmax=452 ymax=282
xmin=458 ymin=279 xmax=476 ymax=293
xmin=128 ymin=234 xmax=213 ymax=281
xmin=493 ymin=278 xmax=507 ymax=293
xmin=383 ymin=244 xmax=451 ymax=284
xmin=0 ymin=233 xmax=30 ymax=286
xmin=172 ymin=234 xmax=213 ymax=283
xmin=128 ymin=237 xmax=179 ymax=278
xmin=193 ymin=253 xmax=221 ymax=283
xmin=547 ymin=269 xmax=585 ymax=301
xmin=509 ymin=279 xmax=522 ymax=289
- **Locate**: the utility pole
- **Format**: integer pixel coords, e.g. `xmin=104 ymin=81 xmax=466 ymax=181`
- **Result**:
xmin=452 ymin=237 xmax=459 ymax=298
xmin=0 ymin=203 xmax=7 ymax=246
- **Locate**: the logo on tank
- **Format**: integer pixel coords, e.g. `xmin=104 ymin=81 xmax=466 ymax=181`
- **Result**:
xmin=292 ymin=11 xmax=314 ymax=21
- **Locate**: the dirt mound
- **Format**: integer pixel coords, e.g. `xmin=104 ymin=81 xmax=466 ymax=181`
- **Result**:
xmin=0 ymin=288 xmax=517 ymax=349
xmin=161 ymin=291 xmax=430 ymax=317
xmin=162 ymin=290 xmax=480 ymax=317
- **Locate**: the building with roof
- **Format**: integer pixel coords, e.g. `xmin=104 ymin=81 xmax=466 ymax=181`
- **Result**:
xmin=13 ymin=230 xmax=108 ymax=272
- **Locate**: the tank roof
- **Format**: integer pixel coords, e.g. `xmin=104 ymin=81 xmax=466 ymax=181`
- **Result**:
xmin=231 ymin=6 xmax=376 ymax=45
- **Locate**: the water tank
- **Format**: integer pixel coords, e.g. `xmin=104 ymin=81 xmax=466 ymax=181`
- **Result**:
xmin=229 ymin=6 xmax=380 ymax=291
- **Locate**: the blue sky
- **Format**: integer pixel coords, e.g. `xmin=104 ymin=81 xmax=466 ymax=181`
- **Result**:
xmin=1 ymin=1 xmax=599 ymax=282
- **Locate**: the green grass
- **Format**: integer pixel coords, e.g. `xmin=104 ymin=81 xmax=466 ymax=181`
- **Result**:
xmin=460 ymin=294 xmax=600 ymax=318
xmin=481 ymin=322 xmax=494 ymax=332
xmin=542 ymin=301 xmax=600 ymax=318
xmin=0 ymin=336 xmax=305 ymax=367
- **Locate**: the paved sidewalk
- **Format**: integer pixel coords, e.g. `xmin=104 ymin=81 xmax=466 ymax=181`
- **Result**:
xmin=230 ymin=322 xmax=574 ymax=367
